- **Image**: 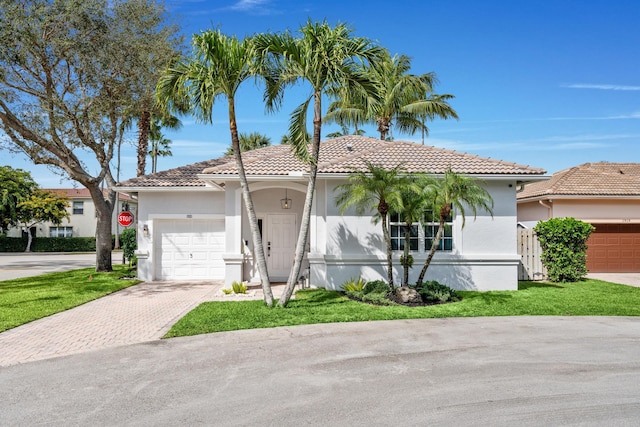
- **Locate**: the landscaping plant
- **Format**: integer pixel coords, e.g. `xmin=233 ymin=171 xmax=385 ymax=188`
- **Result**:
xmin=120 ymin=228 xmax=137 ymax=267
xmin=415 ymin=280 xmax=461 ymax=303
xmin=534 ymin=218 xmax=595 ymax=282
xmin=231 ymin=281 xmax=248 ymax=294
xmin=342 ymin=276 xmax=366 ymax=292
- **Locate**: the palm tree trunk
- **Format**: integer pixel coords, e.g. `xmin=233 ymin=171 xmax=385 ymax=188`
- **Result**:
xmin=377 ymin=118 xmax=388 ymax=140
xmin=403 ymin=223 xmax=411 ymax=286
xmin=136 ymin=108 xmax=151 ymax=177
xmin=278 ymin=92 xmax=322 ymax=307
xmin=229 ymin=98 xmax=273 ymax=307
xmin=417 ymin=219 xmax=446 ymax=284
xmin=381 ymin=213 xmax=394 ymax=288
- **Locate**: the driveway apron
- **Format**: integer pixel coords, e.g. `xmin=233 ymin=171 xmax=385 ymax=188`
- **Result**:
xmin=0 ymin=281 xmax=223 ymax=367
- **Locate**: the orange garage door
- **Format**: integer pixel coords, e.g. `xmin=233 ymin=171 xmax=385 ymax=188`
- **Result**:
xmin=586 ymin=224 xmax=640 ymax=273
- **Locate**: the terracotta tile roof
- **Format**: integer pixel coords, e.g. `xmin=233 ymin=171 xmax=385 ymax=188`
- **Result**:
xmin=118 ymin=136 xmax=545 ymax=189
xmin=203 ymin=136 xmax=545 ymax=176
xmin=517 ymin=162 xmax=640 ymax=199
xmin=117 ymin=158 xmax=227 ymax=188
xmin=43 ymin=188 xmax=133 ymax=200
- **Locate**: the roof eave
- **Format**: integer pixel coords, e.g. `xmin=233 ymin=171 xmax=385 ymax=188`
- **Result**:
xmin=113 ymin=185 xmax=216 ymax=192
xmin=517 ymin=194 xmax=640 ymax=202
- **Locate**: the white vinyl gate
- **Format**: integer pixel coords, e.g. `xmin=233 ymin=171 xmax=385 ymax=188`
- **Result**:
xmin=517 ymin=228 xmax=547 ymax=281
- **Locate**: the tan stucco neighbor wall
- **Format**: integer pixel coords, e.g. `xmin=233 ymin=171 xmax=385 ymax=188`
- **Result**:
xmin=517 ymin=198 xmax=640 ymax=224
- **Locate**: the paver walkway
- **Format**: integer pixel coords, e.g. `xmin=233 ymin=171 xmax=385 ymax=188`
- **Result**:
xmin=0 ymin=280 xmax=274 ymax=367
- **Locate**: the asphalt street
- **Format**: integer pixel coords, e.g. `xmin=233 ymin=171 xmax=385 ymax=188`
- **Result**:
xmin=0 ymin=252 xmax=123 ymax=280
xmin=1 ymin=316 xmax=639 ymax=426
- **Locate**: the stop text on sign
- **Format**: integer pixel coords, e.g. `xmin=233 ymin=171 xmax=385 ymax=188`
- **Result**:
xmin=118 ymin=211 xmax=134 ymax=227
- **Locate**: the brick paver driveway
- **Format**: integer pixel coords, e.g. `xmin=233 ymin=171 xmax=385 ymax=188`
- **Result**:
xmin=0 ymin=281 xmax=225 ymax=366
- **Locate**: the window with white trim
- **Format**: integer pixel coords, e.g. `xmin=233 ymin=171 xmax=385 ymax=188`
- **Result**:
xmin=50 ymin=226 xmax=73 ymax=237
xmin=389 ymin=209 xmax=453 ymax=252
xmin=72 ymin=201 xmax=84 ymax=215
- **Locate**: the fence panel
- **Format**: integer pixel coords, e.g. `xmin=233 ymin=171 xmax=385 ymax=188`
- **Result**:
xmin=517 ymin=228 xmax=547 ymax=281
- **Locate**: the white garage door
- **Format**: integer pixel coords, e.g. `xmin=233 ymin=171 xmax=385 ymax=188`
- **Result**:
xmin=154 ymin=219 xmax=225 ymax=280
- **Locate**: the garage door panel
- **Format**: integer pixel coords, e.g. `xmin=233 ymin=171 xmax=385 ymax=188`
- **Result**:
xmin=154 ymin=219 xmax=225 ymax=280
xmin=587 ymin=224 xmax=640 ymax=273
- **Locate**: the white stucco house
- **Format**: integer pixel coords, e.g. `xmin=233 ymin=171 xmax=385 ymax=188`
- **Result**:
xmin=116 ymin=136 xmax=546 ymax=291
xmin=5 ymin=188 xmax=137 ymax=239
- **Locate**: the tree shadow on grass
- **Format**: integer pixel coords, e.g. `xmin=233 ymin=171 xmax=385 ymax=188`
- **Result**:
xmin=292 ymin=289 xmax=346 ymax=307
xmin=458 ymin=292 xmax=514 ymax=304
xmin=0 ymin=295 xmax=63 ymax=308
xmin=519 ymin=281 xmax=564 ymax=290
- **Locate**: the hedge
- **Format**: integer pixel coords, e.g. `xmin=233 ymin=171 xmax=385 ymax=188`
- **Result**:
xmin=0 ymin=235 xmax=122 ymax=252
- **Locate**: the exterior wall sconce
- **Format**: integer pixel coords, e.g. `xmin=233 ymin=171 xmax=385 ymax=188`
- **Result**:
xmin=142 ymin=224 xmax=149 ymax=237
xmin=280 ymin=189 xmax=292 ymax=210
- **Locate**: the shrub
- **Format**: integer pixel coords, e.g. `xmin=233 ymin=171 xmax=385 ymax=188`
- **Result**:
xmin=359 ymin=292 xmax=398 ymax=306
xmin=342 ymin=276 xmax=366 ymax=292
xmin=415 ymin=281 xmax=460 ymax=303
xmin=363 ymin=280 xmax=391 ymax=295
xmin=120 ymin=228 xmax=137 ymax=265
xmin=32 ymin=237 xmax=96 ymax=252
xmin=231 ymin=281 xmax=247 ymax=294
xmin=0 ymin=236 xmax=27 ymax=252
xmin=534 ymin=218 xmax=595 ymax=282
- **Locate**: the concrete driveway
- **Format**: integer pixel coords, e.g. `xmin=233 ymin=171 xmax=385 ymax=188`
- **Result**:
xmin=1 ymin=316 xmax=639 ymax=426
xmin=587 ymin=273 xmax=640 ymax=287
xmin=0 ymin=251 xmax=123 ymax=281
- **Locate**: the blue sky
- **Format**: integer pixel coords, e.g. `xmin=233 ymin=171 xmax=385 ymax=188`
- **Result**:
xmin=4 ymin=0 xmax=640 ymax=187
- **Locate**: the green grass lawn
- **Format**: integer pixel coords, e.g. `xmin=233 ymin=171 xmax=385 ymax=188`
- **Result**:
xmin=166 ymin=279 xmax=640 ymax=338
xmin=0 ymin=265 xmax=140 ymax=332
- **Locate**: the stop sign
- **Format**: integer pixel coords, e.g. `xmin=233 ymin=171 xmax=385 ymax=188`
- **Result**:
xmin=118 ymin=211 xmax=134 ymax=227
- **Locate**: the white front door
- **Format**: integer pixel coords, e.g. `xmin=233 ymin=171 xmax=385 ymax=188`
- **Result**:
xmin=266 ymin=214 xmax=297 ymax=279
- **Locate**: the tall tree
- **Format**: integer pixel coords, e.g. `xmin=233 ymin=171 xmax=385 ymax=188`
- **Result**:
xmin=334 ymin=162 xmax=406 ymax=288
xmin=326 ymin=51 xmax=458 ymax=140
xmin=147 ymin=115 xmax=180 ymax=173
xmin=0 ymin=0 xmax=180 ymax=271
xmin=254 ymin=20 xmax=384 ymax=306
xmin=148 ymin=133 xmax=173 ymax=174
xmin=417 ymin=169 xmax=494 ymax=284
xmin=17 ymin=189 xmax=69 ymax=252
xmin=224 ymin=132 xmax=271 ymax=156
xmin=157 ymin=29 xmax=275 ymax=306
xmin=0 ymin=166 xmax=38 ymax=233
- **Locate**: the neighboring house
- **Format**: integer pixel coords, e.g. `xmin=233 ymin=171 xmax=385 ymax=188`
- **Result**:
xmin=5 ymin=188 xmax=137 ymax=239
xmin=116 ymin=136 xmax=546 ymax=291
xmin=517 ymin=162 xmax=640 ymax=273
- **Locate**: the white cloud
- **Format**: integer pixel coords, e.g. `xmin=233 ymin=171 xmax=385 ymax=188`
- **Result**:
xmin=230 ymin=0 xmax=270 ymax=11
xmin=564 ymin=83 xmax=640 ymax=91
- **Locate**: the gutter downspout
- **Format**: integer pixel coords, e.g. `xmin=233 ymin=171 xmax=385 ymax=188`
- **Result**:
xmin=539 ymin=199 xmax=552 ymax=219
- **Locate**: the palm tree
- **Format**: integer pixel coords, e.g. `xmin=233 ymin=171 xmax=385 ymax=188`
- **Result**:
xmin=326 ymin=51 xmax=458 ymax=140
xmin=334 ymin=162 xmax=406 ymax=288
xmin=225 ymin=132 xmax=271 ymax=156
xmin=148 ymin=134 xmax=173 ymax=173
xmin=148 ymin=115 xmax=180 ymax=173
xmin=416 ymin=169 xmax=494 ymax=284
xmin=395 ymin=174 xmax=432 ymax=285
xmin=254 ymin=20 xmax=384 ymax=306
xmin=157 ymin=30 xmax=275 ymax=307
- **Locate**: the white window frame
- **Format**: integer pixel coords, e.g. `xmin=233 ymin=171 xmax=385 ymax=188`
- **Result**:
xmin=50 ymin=226 xmax=73 ymax=238
xmin=389 ymin=209 xmax=453 ymax=253
xmin=72 ymin=201 xmax=84 ymax=215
